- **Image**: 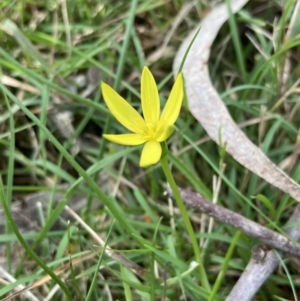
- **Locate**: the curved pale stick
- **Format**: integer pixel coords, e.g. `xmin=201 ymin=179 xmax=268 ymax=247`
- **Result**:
xmin=173 ymin=0 xmax=300 ymax=201
xmin=226 ymin=205 xmax=300 ymax=301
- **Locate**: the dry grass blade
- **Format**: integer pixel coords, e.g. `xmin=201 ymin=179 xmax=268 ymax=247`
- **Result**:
xmin=64 ymin=205 xmax=148 ymax=277
xmin=0 ymin=251 xmax=96 ymax=301
xmin=0 ymin=75 xmax=40 ymax=94
xmin=173 ymin=0 xmax=300 ymax=202
xmin=0 ymin=267 xmax=39 ymax=301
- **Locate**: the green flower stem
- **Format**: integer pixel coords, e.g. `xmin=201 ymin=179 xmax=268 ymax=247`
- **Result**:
xmin=160 ymin=143 xmax=210 ymax=290
xmin=0 ymin=178 xmax=72 ymax=300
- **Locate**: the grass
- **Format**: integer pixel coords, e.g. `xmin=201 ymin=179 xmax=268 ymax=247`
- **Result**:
xmin=0 ymin=0 xmax=300 ymax=300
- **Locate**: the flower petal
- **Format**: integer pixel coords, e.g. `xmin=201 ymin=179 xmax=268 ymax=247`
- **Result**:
xmin=159 ymin=73 xmax=184 ymax=127
xmin=101 ymin=82 xmax=146 ymax=134
xmin=141 ymin=67 xmax=160 ymax=125
xmin=104 ymin=133 xmax=147 ymax=145
xmin=139 ymin=140 xmax=162 ymax=167
xmin=156 ymin=125 xmax=174 ymax=142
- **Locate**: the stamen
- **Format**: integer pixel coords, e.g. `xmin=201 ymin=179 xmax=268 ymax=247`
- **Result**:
xmin=144 ymin=123 xmax=157 ymax=140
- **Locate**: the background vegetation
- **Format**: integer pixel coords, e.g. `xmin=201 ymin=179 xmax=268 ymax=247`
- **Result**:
xmin=0 ymin=0 xmax=300 ymax=300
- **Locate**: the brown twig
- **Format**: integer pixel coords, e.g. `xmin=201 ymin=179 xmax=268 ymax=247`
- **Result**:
xmin=173 ymin=188 xmax=300 ymax=258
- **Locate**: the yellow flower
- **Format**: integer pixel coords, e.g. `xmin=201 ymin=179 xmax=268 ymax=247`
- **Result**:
xmin=101 ymin=66 xmax=183 ymax=167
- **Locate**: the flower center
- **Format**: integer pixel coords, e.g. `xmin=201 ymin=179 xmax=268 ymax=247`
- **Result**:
xmin=144 ymin=123 xmax=157 ymax=140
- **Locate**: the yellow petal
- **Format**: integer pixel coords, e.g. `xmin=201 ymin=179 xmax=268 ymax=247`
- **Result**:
xmin=159 ymin=73 xmax=184 ymax=127
xmin=156 ymin=125 xmax=174 ymax=142
xmin=103 ymin=133 xmax=147 ymax=145
xmin=101 ymin=82 xmax=146 ymax=134
xmin=139 ymin=140 xmax=162 ymax=167
xmin=141 ymin=67 xmax=160 ymax=125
